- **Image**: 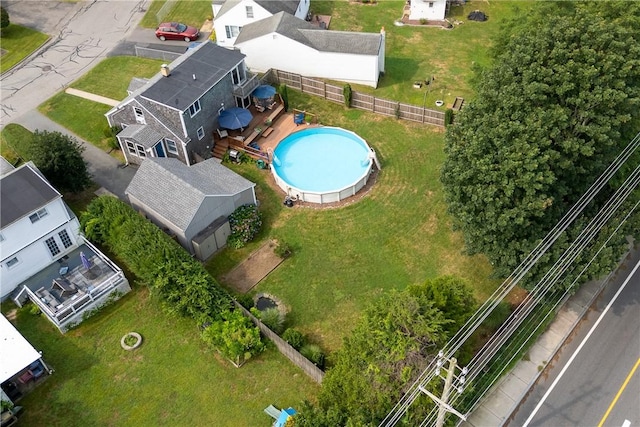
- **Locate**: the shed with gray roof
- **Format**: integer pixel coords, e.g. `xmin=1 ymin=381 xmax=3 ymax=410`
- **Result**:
xmin=125 ymin=157 xmax=257 ymax=259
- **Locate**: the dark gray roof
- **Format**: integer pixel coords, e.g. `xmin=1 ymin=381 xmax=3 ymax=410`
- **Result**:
xmin=117 ymin=124 xmax=164 ymax=149
xmin=235 ymin=12 xmax=382 ymax=55
xmin=141 ymin=42 xmax=245 ymax=112
xmin=125 ymin=158 xmax=255 ymax=231
xmin=216 ymin=0 xmax=299 ymax=19
xmin=1 ymin=163 xmax=60 ymax=228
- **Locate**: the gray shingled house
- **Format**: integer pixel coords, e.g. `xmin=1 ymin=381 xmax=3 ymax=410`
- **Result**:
xmin=105 ymin=41 xmax=259 ymax=167
xmin=125 ymin=157 xmax=257 ymax=260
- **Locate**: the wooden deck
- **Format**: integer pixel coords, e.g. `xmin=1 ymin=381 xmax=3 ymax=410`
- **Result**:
xmin=212 ymin=102 xmax=314 ymax=162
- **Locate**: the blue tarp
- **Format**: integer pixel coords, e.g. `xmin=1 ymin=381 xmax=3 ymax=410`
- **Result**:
xmin=274 ymin=407 xmax=297 ymax=427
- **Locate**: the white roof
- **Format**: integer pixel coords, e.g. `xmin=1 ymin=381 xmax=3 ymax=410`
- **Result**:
xmin=0 ymin=314 xmax=41 ymax=383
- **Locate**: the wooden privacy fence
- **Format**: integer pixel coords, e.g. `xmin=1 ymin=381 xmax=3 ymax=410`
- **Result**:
xmin=263 ymin=69 xmax=445 ymax=127
xmin=236 ymin=302 xmax=325 ymax=383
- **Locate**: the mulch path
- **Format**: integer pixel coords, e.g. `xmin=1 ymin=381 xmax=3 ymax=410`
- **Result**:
xmin=221 ymin=240 xmax=284 ymax=293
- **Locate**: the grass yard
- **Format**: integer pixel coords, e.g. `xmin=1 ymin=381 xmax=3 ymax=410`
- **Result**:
xmin=139 ymin=0 xmax=213 ymax=29
xmin=208 ymin=90 xmax=499 ymax=356
xmin=70 ymin=56 xmax=165 ymax=100
xmin=38 ymin=57 xmax=164 ymax=153
xmin=7 ymin=287 xmax=319 ymax=426
xmin=0 ymin=123 xmax=34 ymax=165
xmin=312 ymin=0 xmax=531 ymax=109
xmin=0 ymin=24 xmax=49 ymax=73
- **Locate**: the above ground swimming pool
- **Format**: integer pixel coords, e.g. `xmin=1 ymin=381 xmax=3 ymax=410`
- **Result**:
xmin=270 ymin=127 xmax=377 ymax=204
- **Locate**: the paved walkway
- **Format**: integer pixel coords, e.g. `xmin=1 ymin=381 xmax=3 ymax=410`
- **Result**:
xmin=462 ymin=249 xmax=635 ymax=426
xmin=65 ymin=88 xmax=120 ymax=106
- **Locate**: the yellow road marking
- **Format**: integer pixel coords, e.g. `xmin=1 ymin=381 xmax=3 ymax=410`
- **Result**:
xmin=597 ymin=357 xmax=640 ymax=427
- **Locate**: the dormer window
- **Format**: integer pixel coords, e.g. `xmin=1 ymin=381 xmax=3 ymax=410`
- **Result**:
xmin=189 ymin=100 xmax=201 ymax=117
xmin=246 ymin=6 xmax=253 ymax=18
xmin=133 ymin=106 xmax=146 ymax=124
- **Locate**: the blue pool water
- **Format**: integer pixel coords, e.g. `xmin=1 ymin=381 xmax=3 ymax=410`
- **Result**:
xmin=272 ymin=127 xmax=371 ymax=193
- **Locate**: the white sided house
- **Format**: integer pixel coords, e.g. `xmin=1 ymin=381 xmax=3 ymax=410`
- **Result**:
xmin=212 ymin=0 xmax=310 ymax=47
xmin=0 ymin=161 xmax=80 ymax=300
xmin=409 ymin=0 xmax=447 ymax=21
xmin=125 ymin=157 xmax=257 ymax=260
xmin=235 ymin=12 xmax=386 ymax=88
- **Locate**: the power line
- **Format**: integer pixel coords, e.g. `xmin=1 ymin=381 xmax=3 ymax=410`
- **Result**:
xmin=380 ymin=132 xmax=640 ymax=427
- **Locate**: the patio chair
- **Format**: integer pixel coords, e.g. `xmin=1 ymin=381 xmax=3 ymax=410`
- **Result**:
xmin=264 ymin=404 xmax=281 ymax=420
xmin=266 ymin=101 xmax=277 ymax=110
xmin=28 ymin=361 xmax=45 ymax=379
xmin=216 ymin=128 xmax=228 ymax=139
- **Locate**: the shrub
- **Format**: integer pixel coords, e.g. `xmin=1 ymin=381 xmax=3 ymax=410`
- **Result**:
xmin=445 ymin=108 xmax=454 ymax=127
xmin=29 ymin=303 xmax=41 ymax=316
xmin=103 ymin=125 xmax=122 ymax=151
xmin=259 ymin=307 xmax=285 ymax=334
xmin=343 ymin=84 xmax=352 ymax=108
xmin=282 ymin=328 xmax=305 ymax=350
xmin=0 ymin=7 xmax=9 ymax=31
xmin=202 ymin=309 xmax=265 ymax=367
xmin=278 ymin=84 xmax=289 ymax=112
xmin=300 ymin=344 xmax=325 ymax=369
xmin=275 ymin=240 xmax=292 ymax=258
xmin=420 ymin=18 xmax=427 ymax=25
xmin=227 ymin=204 xmax=262 ymax=249
xmin=235 ymin=293 xmax=255 ymax=309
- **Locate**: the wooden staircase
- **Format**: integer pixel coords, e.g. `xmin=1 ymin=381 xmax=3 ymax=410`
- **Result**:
xmin=212 ymin=138 xmax=229 ymax=159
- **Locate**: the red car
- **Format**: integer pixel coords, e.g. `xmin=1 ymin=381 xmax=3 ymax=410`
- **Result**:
xmin=155 ymin=22 xmax=199 ymax=42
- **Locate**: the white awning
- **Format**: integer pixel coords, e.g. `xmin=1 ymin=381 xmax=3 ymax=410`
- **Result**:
xmin=0 ymin=314 xmax=41 ymax=383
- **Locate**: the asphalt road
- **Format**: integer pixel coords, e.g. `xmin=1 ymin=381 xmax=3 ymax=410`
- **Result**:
xmin=0 ymin=0 xmax=148 ymax=126
xmin=508 ymin=252 xmax=640 ymax=427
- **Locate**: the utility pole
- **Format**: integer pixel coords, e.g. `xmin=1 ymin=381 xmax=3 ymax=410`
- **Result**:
xmin=418 ymin=352 xmax=468 ymax=427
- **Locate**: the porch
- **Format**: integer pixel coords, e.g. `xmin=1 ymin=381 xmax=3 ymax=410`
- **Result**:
xmin=12 ymin=238 xmax=131 ymax=333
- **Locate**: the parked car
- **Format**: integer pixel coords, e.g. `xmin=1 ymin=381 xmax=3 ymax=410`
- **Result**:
xmin=155 ymin=22 xmax=199 ymax=42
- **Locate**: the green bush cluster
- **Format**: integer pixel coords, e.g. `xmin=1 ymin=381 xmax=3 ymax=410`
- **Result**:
xmin=81 ymin=196 xmax=264 ymax=364
xmin=282 ymin=328 xmax=305 ymax=350
xmin=227 ymin=204 xmax=262 ymax=249
xmin=300 ymin=344 xmax=325 ymax=369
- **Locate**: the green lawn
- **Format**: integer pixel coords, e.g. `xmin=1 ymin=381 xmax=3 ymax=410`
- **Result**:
xmin=312 ymin=0 xmax=531 ymax=109
xmin=0 ymin=24 xmax=49 ymax=73
xmin=139 ymin=0 xmax=213 ymax=28
xmin=208 ymin=90 xmax=498 ymax=355
xmin=70 ymin=56 xmax=165 ymax=100
xmin=7 ymin=288 xmax=319 ymax=426
xmin=38 ymin=57 xmax=164 ymax=154
xmin=0 ymin=123 xmax=34 ymax=165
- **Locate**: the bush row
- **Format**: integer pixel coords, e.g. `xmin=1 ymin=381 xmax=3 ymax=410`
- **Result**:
xmin=81 ymin=196 xmax=264 ymax=364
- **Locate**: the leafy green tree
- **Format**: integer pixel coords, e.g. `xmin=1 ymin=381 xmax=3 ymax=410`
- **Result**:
xmin=301 ymin=276 xmax=476 ymax=425
xmin=0 ymin=6 xmax=9 ymax=31
xmin=202 ymin=309 xmax=265 ymax=367
xmin=441 ymin=3 xmax=640 ymax=280
xmin=30 ymin=130 xmax=91 ymax=193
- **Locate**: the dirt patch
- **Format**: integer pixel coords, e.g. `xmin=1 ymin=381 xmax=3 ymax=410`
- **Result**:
xmin=222 ymin=240 xmax=284 ymax=293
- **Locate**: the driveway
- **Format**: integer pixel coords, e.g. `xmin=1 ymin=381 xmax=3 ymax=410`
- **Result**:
xmin=0 ymin=0 xmax=149 ymax=126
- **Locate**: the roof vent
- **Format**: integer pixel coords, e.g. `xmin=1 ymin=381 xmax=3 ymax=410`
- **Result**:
xmin=161 ymin=64 xmax=171 ymax=77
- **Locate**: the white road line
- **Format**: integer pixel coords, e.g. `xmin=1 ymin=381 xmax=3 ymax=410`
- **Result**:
xmin=621 ymin=419 xmax=631 ymax=427
xmin=522 ymin=259 xmax=640 ymax=427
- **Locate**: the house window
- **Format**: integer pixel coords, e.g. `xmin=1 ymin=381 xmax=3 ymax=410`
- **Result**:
xmin=225 ymin=25 xmax=241 ymax=39
xmin=45 ymin=236 xmax=60 ymax=257
xmin=58 ymin=229 xmax=73 ymax=249
xmin=125 ymin=141 xmax=136 ymax=155
xmin=429 ymin=1 xmax=434 ymax=6
xmin=165 ymin=138 xmax=178 ymax=154
xmin=29 ymin=208 xmax=48 ymax=223
xmin=5 ymin=257 xmax=19 ymax=269
xmin=133 ymin=107 xmax=145 ymax=124
xmin=197 ymin=126 xmax=205 ymax=140
xmin=246 ymin=6 xmax=253 ymax=18
xmin=0 ymin=233 xmax=4 ymax=242
xmin=188 ymin=100 xmax=201 ymax=117
xmin=136 ymin=144 xmax=147 ymax=157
